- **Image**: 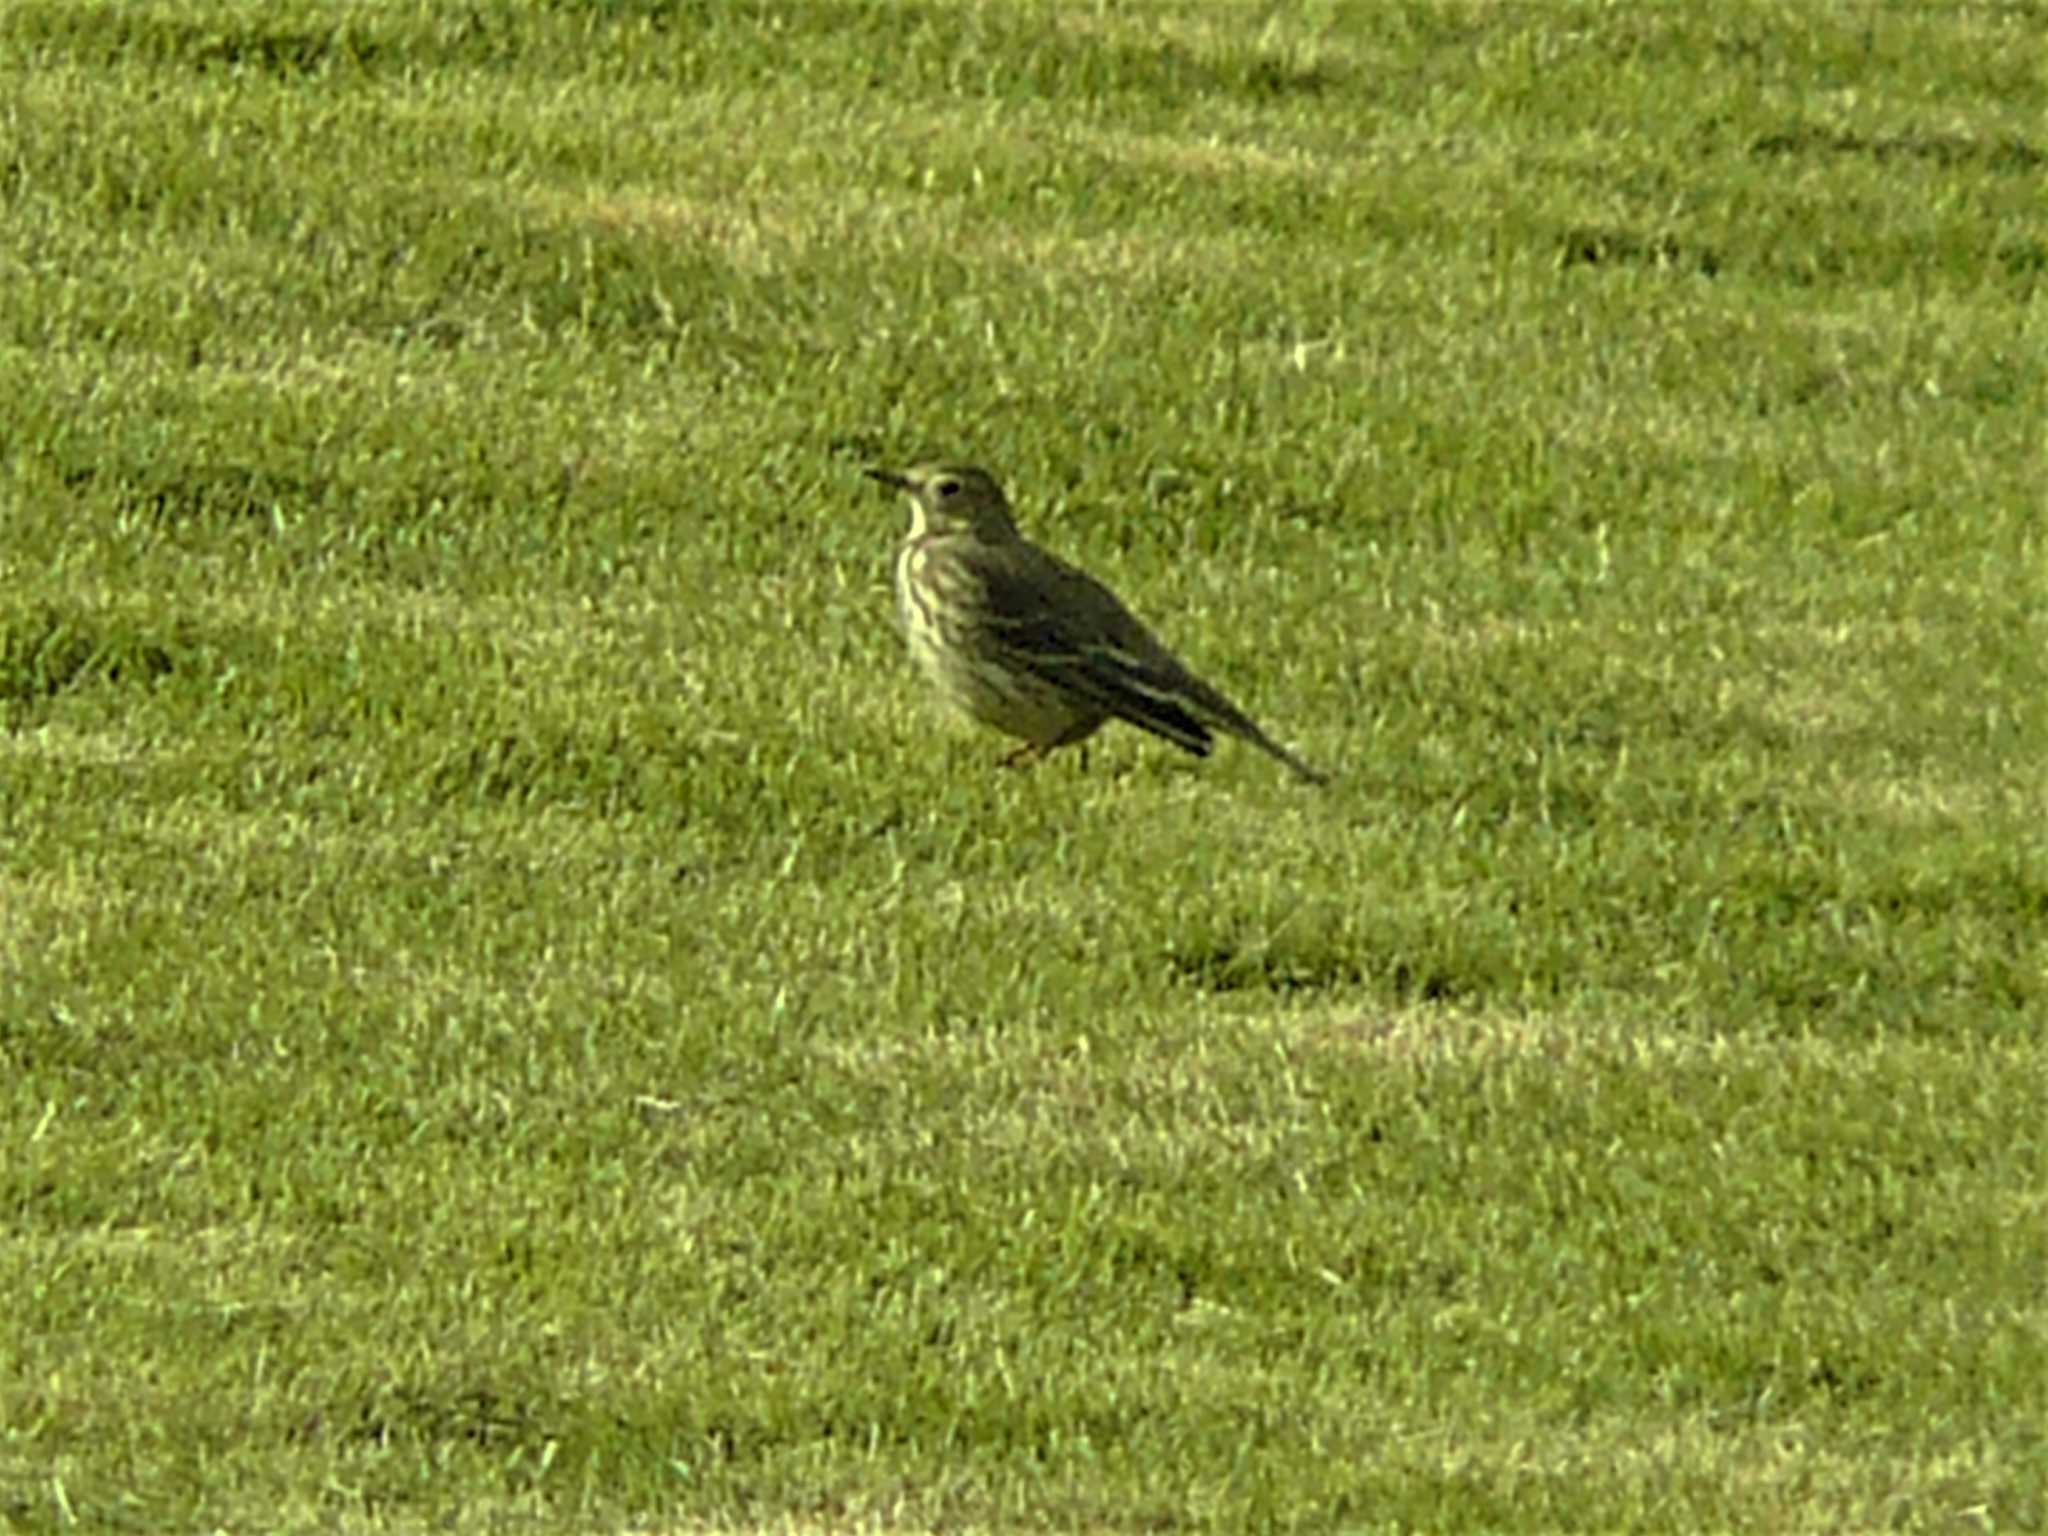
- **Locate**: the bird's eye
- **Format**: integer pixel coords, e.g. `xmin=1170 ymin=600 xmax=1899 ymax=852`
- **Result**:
xmin=935 ymin=478 xmax=961 ymax=498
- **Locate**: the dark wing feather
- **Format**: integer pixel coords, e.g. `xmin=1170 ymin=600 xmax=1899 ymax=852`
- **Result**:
xmin=971 ymin=539 xmax=1330 ymax=783
xmin=972 ymin=548 xmax=1217 ymax=756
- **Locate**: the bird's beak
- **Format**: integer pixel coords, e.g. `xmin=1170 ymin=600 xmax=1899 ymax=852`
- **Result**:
xmin=865 ymin=467 xmax=912 ymax=491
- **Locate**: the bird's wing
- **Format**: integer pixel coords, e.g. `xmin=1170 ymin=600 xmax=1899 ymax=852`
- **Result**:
xmin=967 ymin=541 xmax=1328 ymax=783
xmin=975 ymin=549 xmax=1218 ymax=756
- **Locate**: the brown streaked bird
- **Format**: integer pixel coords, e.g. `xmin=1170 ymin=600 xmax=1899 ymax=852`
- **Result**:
xmin=868 ymin=463 xmax=1328 ymax=785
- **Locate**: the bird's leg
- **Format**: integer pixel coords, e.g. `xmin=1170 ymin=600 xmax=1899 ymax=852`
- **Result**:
xmin=999 ymin=743 xmax=1045 ymax=770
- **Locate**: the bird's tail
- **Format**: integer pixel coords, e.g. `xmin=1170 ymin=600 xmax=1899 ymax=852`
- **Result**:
xmin=1242 ymin=726 xmax=1330 ymax=787
xmin=1185 ymin=676 xmax=1330 ymax=786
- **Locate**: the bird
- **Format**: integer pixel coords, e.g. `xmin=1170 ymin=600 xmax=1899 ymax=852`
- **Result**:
xmin=868 ymin=462 xmax=1328 ymax=785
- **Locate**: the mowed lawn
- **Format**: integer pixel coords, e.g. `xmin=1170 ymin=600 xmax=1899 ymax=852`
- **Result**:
xmin=2 ymin=0 xmax=2043 ymax=1530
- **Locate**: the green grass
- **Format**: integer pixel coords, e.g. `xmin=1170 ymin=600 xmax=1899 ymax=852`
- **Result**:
xmin=2 ymin=0 xmax=2043 ymax=1529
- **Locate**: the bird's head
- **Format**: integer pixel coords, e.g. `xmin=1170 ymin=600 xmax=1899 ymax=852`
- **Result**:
xmin=866 ymin=463 xmax=1021 ymax=543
